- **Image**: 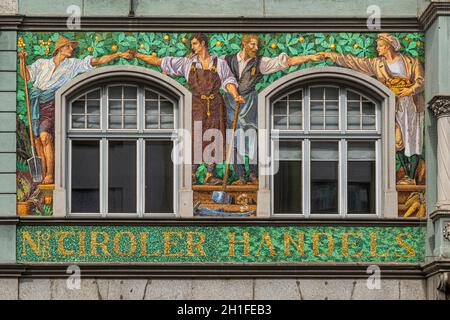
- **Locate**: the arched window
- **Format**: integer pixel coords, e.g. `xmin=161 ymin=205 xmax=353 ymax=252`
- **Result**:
xmin=67 ymin=82 xmax=177 ymax=216
xmin=257 ymin=67 xmax=397 ymax=218
xmin=271 ymin=84 xmax=380 ymax=216
xmin=53 ymin=66 xmax=193 ymax=218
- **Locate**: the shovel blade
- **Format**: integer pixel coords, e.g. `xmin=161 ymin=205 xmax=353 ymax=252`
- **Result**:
xmin=27 ymin=156 xmax=43 ymax=183
xmin=212 ymin=191 xmax=233 ymax=204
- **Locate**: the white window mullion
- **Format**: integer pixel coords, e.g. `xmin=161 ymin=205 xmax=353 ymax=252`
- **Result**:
xmin=68 ymin=139 xmax=73 ymax=214
xmin=304 ymin=139 xmax=311 ymax=218
xmin=376 ymin=138 xmax=382 ymax=217
xmin=101 ymin=138 xmax=108 ymax=217
xmin=137 ymin=138 xmax=144 ymax=218
xmin=340 ymin=139 xmax=347 ymax=218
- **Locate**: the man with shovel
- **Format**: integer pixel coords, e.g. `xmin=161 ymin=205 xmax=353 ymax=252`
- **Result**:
xmin=223 ymin=34 xmax=323 ymax=184
xmin=135 ymin=33 xmax=245 ymax=185
xmin=19 ymin=36 xmax=134 ymax=184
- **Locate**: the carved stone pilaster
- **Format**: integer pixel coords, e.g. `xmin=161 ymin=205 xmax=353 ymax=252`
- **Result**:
xmin=429 ymin=96 xmax=450 ymax=118
xmin=437 ymin=272 xmax=450 ymax=295
xmin=444 ymin=222 xmax=450 ymax=242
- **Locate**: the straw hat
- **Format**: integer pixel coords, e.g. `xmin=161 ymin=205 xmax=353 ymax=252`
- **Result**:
xmin=52 ymin=36 xmax=79 ymax=56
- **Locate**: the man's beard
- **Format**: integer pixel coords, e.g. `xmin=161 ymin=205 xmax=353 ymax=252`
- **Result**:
xmin=245 ymin=47 xmax=257 ymax=59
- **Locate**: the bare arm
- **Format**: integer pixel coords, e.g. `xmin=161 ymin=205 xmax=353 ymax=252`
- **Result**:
xmin=135 ymin=52 xmax=162 ymax=66
xmin=225 ymin=83 xmax=245 ymax=104
xmin=287 ymin=54 xmax=320 ymax=66
xmin=91 ymin=50 xmax=133 ymax=66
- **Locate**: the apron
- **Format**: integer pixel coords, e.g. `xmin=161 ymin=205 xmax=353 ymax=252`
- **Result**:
xmin=188 ymin=57 xmax=227 ymax=165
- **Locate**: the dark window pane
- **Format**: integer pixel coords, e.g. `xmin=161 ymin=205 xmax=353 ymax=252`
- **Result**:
xmin=160 ymin=115 xmax=174 ymax=129
xmin=109 ymin=100 xmax=122 ymax=115
xmin=326 ymin=87 xmax=339 ymax=100
xmin=87 ymin=99 xmax=100 ymax=114
xmin=273 ymin=101 xmax=287 ymax=115
xmin=87 ymin=89 xmax=100 ymax=99
xmin=108 ymin=86 xmax=122 ymax=99
xmin=108 ymin=141 xmax=136 ymax=213
xmin=347 ymin=90 xmax=360 ymax=101
xmin=348 ymin=141 xmax=376 ymax=214
xmin=348 ymin=161 xmax=376 ymax=214
xmin=145 ymin=141 xmax=173 ymax=213
xmin=124 ymin=100 xmax=137 ymax=115
xmin=289 ymin=90 xmax=302 ymax=101
xmin=123 ymin=86 xmax=137 ymax=99
xmin=311 ymin=162 xmax=338 ymax=214
xmin=87 ymin=115 xmax=100 ymax=129
xmin=311 ymin=141 xmax=338 ymax=214
xmin=274 ymin=141 xmax=302 ymax=214
xmin=310 ymin=87 xmax=324 ymax=100
xmin=71 ymin=140 xmax=100 ymax=213
xmin=160 ymin=100 xmax=174 ymax=115
xmin=72 ymin=99 xmax=85 ymax=114
xmin=273 ymin=115 xmax=287 ymax=129
xmin=274 ymin=161 xmax=302 ymax=214
xmin=145 ymin=90 xmax=158 ymax=100
xmin=72 ymin=115 xmax=85 ymax=129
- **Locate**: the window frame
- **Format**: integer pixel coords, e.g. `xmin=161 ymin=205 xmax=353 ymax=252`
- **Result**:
xmin=67 ymin=82 xmax=179 ymax=218
xmin=270 ymin=84 xmax=382 ymax=218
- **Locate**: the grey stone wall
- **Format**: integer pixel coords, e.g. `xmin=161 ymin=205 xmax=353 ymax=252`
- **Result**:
xmin=0 ymin=278 xmax=427 ymax=300
xmin=0 ymin=0 xmax=17 ymax=14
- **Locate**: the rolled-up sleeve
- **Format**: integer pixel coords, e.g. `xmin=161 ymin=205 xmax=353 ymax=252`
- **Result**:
xmin=218 ymin=59 xmax=238 ymax=91
xmin=27 ymin=59 xmax=42 ymax=82
xmin=161 ymin=57 xmax=190 ymax=78
xmin=260 ymin=52 xmax=289 ymax=74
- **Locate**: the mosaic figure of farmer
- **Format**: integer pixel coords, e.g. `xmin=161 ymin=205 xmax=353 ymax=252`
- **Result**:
xmin=18 ymin=36 xmax=134 ymax=185
xmin=317 ymin=33 xmax=425 ymax=185
xmin=222 ymin=34 xmax=324 ymax=184
xmin=135 ymin=33 xmax=245 ymax=185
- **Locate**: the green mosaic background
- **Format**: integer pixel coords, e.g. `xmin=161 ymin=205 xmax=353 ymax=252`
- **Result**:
xmin=17 ymin=225 xmax=426 ymax=263
xmin=16 ymin=31 xmax=425 ymax=216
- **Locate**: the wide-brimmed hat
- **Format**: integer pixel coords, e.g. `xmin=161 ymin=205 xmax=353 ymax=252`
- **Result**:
xmin=52 ymin=36 xmax=79 ymax=55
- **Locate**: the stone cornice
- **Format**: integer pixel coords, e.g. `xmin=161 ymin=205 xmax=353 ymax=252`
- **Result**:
xmin=0 ymin=15 xmax=421 ymax=32
xmin=419 ymin=1 xmax=450 ymax=31
xmin=429 ymin=95 xmax=450 ymax=118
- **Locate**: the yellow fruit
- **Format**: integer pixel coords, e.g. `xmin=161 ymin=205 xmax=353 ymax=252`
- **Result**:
xmin=181 ymin=37 xmax=187 ymax=43
xmin=39 ymin=40 xmax=43 ymax=45
xmin=111 ymin=44 xmax=118 ymax=51
xmin=417 ymin=203 xmax=426 ymax=218
xmin=404 ymin=201 xmax=420 ymax=217
xmin=353 ymin=44 xmax=359 ymax=49
xmin=47 ymin=38 xmax=52 ymax=43
xmin=416 ymin=41 xmax=421 ymax=47
xmin=163 ymin=35 xmax=170 ymax=41
xmin=215 ymin=41 xmax=222 ymax=47
xmin=94 ymin=36 xmax=100 ymax=42
xmin=140 ymin=43 xmax=145 ymax=49
xmin=330 ymin=43 xmax=336 ymax=50
xmin=151 ymin=52 xmax=157 ymax=57
xmin=405 ymin=36 xmax=410 ymax=41
xmin=271 ymin=43 xmax=277 ymax=49
xmin=298 ymin=36 xmax=305 ymax=43
xmin=87 ymin=46 xmax=93 ymax=53
xmin=405 ymin=192 xmax=419 ymax=208
xmin=44 ymin=196 xmax=52 ymax=205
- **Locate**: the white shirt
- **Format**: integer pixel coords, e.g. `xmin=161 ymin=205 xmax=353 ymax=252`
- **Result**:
xmin=233 ymin=51 xmax=290 ymax=78
xmin=27 ymin=56 xmax=94 ymax=91
xmin=160 ymin=54 xmax=238 ymax=91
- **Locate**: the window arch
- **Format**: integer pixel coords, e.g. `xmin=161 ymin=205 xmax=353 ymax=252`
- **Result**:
xmin=257 ymin=67 xmax=397 ymax=218
xmin=53 ymin=66 xmax=193 ymax=218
